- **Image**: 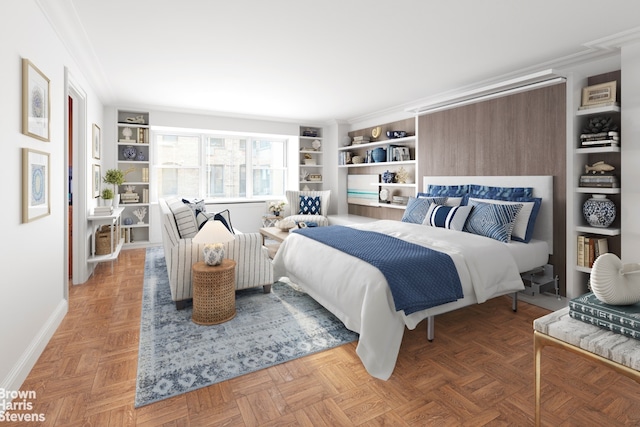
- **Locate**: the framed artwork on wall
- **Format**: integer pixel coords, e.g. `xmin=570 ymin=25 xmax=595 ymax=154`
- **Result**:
xmin=22 ymin=148 xmax=50 ymax=223
xmin=92 ymin=164 xmax=101 ymax=198
xmin=22 ymin=58 xmax=50 ymax=142
xmin=581 ymin=81 xmax=617 ymax=108
xmin=92 ymin=123 xmax=101 ymax=159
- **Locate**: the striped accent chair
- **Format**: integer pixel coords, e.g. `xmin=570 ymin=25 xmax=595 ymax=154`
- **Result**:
xmin=160 ymin=197 xmax=274 ymax=310
xmin=284 ymin=190 xmax=331 ymax=226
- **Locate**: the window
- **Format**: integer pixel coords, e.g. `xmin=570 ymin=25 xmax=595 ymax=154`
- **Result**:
xmin=154 ymin=130 xmax=287 ymax=200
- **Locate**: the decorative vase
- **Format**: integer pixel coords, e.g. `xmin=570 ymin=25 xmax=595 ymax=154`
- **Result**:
xmin=123 ymin=145 xmax=137 ymax=160
xmin=203 ymin=243 xmax=225 ymax=266
xmin=136 ymin=152 xmax=145 ymax=161
xmin=113 ymin=193 xmax=120 ymax=208
xmin=382 ymin=170 xmax=395 ymax=183
xmin=583 ymin=195 xmax=616 ymax=228
xmin=372 ymin=147 xmax=386 ymax=163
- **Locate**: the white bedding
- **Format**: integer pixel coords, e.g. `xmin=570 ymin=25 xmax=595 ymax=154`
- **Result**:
xmin=272 ymin=219 xmax=528 ymax=380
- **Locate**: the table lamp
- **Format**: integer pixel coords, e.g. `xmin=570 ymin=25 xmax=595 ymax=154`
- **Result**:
xmin=192 ymin=220 xmax=235 ymax=266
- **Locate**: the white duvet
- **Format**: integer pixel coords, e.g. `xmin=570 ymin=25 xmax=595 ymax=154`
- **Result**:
xmin=272 ymin=220 xmax=524 ymax=380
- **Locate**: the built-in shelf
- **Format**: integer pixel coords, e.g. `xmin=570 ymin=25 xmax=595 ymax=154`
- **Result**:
xmin=576 ymin=187 xmax=620 ymax=194
xmin=337 ymin=135 xmax=416 ymax=151
xmin=575 ymin=105 xmax=620 ymax=116
xmin=575 ymin=225 xmax=621 ymax=236
xmin=340 ymin=160 xmax=417 ymax=169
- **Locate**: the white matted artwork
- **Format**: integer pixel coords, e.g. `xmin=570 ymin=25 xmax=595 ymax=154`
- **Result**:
xmin=347 ymin=174 xmax=378 ymax=206
xmin=22 ymin=148 xmax=50 ymax=222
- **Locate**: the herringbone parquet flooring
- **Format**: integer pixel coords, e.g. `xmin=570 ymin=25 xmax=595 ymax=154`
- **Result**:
xmin=14 ymin=248 xmax=640 ymax=426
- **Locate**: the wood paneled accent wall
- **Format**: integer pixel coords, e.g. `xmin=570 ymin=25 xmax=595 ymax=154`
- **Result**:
xmin=418 ymin=83 xmax=567 ymax=294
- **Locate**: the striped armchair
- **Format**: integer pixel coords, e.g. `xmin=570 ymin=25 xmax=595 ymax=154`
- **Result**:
xmin=284 ymin=190 xmax=331 ymax=226
xmin=160 ymin=197 xmax=274 ymax=309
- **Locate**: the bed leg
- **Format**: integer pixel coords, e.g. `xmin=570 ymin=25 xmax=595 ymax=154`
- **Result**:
xmin=427 ymin=316 xmax=434 ymax=342
xmin=512 ymin=291 xmax=518 ymax=312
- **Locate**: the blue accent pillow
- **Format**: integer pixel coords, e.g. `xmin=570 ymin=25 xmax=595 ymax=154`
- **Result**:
xmin=463 ymin=201 xmax=523 ymax=243
xmin=299 ymin=196 xmax=321 ymax=215
xmin=195 ymin=209 xmax=234 ymax=234
xmin=467 ymin=196 xmax=541 ymax=243
xmin=468 ymin=185 xmax=533 ymax=198
xmin=423 ymin=204 xmax=473 ymax=231
xmin=401 ymin=197 xmax=447 ymax=224
xmin=425 ymin=185 xmax=469 ymax=197
xmin=182 ymin=198 xmax=206 ymax=214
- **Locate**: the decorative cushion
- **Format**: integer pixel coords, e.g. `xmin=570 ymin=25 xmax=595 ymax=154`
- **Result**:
xmin=166 ymin=198 xmax=198 ymax=239
xmin=286 ymin=190 xmax=331 ymax=217
xmin=469 ymin=185 xmax=533 ymax=198
xmin=196 ymin=209 xmax=234 ymax=234
xmin=299 ymin=196 xmax=321 ymax=215
xmin=418 ymin=192 xmax=462 ymax=207
xmin=401 ymin=197 xmax=447 ymax=224
xmin=423 ymin=204 xmax=473 ymax=231
xmin=463 ymin=201 xmax=523 ymax=243
xmin=425 ymin=185 xmax=469 ymax=197
xmin=467 ymin=196 xmax=541 ymax=243
xmin=182 ymin=198 xmax=206 ymax=214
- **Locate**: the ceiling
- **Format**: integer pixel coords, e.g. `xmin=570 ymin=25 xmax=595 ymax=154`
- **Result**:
xmin=41 ymin=0 xmax=640 ymax=124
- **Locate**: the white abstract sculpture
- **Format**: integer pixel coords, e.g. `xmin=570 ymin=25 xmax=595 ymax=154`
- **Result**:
xmin=133 ymin=207 xmax=147 ymax=224
xmin=590 ymin=253 xmax=640 ymax=305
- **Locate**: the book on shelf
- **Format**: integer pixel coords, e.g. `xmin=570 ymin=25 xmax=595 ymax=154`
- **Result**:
xmin=579 ymin=174 xmax=618 ymax=188
xmin=569 ymin=292 xmax=640 ymax=340
xmin=142 ymin=167 xmax=149 ymax=182
xmin=577 ymin=235 xmax=608 ymax=268
xmin=580 ymin=139 xmax=619 ymax=148
xmin=580 ymin=131 xmax=619 ymax=140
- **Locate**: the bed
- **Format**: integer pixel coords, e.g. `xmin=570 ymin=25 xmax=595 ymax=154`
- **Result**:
xmin=272 ymin=175 xmax=553 ymax=380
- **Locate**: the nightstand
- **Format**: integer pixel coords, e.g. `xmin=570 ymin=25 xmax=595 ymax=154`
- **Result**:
xmin=192 ymin=259 xmax=237 ymax=325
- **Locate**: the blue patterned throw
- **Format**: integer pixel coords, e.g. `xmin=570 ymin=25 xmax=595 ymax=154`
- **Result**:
xmin=294 ymin=226 xmax=463 ymax=314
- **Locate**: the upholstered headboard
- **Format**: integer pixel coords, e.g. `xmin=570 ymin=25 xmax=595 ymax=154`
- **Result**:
xmin=423 ymin=176 xmax=553 ymax=254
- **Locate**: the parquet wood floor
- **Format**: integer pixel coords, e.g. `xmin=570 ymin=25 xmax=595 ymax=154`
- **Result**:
xmin=15 ymin=248 xmax=640 ymax=426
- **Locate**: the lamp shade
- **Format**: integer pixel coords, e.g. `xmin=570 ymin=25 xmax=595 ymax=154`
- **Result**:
xmin=192 ymin=220 xmax=234 ymax=245
xmin=192 ymin=220 xmax=235 ymax=266
xmin=590 ymin=253 xmax=640 ymax=305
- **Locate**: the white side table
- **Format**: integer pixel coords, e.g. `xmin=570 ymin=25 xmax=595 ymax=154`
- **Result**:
xmin=87 ymin=206 xmax=125 ymax=264
xmin=261 ymin=214 xmax=281 ymax=227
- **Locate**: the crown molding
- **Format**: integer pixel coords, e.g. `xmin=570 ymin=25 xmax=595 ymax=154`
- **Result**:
xmin=36 ymin=0 xmax=114 ymax=104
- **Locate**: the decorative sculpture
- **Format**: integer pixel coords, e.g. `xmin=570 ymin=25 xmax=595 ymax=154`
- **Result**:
xmin=133 ymin=207 xmax=147 ymax=224
xmin=590 ymin=253 xmax=640 ymax=305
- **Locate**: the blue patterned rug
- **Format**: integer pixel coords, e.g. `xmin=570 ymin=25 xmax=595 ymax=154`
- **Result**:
xmin=135 ymin=246 xmax=358 ymax=407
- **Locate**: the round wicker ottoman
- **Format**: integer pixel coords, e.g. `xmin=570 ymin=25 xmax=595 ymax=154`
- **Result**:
xmin=192 ymin=259 xmax=236 ymax=325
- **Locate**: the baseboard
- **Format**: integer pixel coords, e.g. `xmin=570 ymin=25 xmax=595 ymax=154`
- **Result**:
xmin=0 ymin=298 xmax=67 ymax=407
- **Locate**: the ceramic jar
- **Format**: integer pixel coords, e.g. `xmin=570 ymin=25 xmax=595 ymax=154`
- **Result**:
xmin=372 ymin=147 xmax=386 ymax=163
xmin=583 ymin=194 xmax=616 ymax=228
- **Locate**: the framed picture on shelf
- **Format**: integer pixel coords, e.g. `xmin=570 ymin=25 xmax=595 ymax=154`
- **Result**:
xmin=22 ymin=148 xmax=50 ymax=223
xmin=393 ymin=147 xmax=410 ymax=162
xmin=581 ymin=81 xmax=617 ymax=108
xmin=22 ymin=58 xmax=50 ymax=141
xmin=92 ymin=123 xmax=101 ymax=159
xmin=92 ymin=164 xmax=101 ymax=198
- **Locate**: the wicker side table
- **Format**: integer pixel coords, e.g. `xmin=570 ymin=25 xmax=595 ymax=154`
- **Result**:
xmin=192 ymin=259 xmax=237 ymax=325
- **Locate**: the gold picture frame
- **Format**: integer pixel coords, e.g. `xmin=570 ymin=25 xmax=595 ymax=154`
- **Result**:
xmin=22 ymin=58 xmax=50 ymax=141
xmin=22 ymin=148 xmax=50 ymax=223
xmin=92 ymin=123 xmax=101 ymax=159
xmin=581 ymin=81 xmax=617 ymax=108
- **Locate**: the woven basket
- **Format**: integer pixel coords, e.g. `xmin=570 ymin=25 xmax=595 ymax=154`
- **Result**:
xmin=95 ymin=224 xmax=116 ymax=255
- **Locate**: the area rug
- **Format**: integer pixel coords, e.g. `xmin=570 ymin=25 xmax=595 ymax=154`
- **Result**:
xmin=135 ymin=246 xmax=358 ymax=407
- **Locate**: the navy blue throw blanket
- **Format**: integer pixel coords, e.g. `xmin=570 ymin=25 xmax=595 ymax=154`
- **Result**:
xmin=293 ymin=226 xmax=463 ymax=314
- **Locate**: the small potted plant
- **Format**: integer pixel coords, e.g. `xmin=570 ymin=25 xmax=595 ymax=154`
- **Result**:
xmin=268 ymin=201 xmax=286 ymax=216
xmin=101 ymin=188 xmax=114 ymax=207
xmin=103 ymin=168 xmax=130 ymax=207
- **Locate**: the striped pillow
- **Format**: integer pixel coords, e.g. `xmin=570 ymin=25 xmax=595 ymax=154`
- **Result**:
xmin=423 ymin=204 xmax=472 ymax=231
xmin=166 ymin=198 xmax=198 ymax=238
xmin=401 ymin=197 xmax=447 ymax=224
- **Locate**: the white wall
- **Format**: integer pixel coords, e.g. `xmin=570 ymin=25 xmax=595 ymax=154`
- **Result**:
xmin=0 ymin=0 xmax=105 ymax=397
xmin=621 ymin=41 xmax=640 ymax=260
